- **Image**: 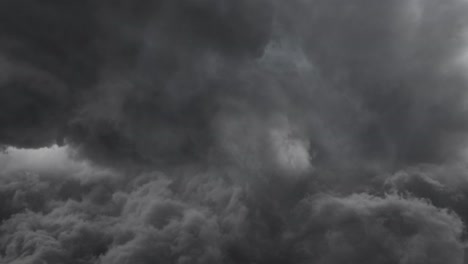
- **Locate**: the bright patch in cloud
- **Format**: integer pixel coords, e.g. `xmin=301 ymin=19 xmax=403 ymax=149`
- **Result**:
xmin=0 ymin=145 xmax=114 ymax=181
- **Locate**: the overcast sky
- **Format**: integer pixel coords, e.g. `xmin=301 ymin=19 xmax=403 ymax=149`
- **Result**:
xmin=2 ymin=1 xmax=468 ymax=263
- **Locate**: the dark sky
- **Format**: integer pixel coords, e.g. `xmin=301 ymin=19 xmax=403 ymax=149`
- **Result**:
xmin=2 ymin=0 xmax=468 ymax=263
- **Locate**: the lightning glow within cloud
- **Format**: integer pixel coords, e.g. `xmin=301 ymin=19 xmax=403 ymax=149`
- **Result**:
xmin=0 ymin=146 xmax=115 ymax=181
xmin=269 ymin=118 xmax=312 ymax=176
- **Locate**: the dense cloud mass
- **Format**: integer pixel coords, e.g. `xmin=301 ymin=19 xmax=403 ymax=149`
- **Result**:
xmin=2 ymin=0 xmax=468 ymax=263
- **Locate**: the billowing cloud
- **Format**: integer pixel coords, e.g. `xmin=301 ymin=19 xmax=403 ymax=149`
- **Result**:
xmin=291 ymin=194 xmax=465 ymax=264
xmin=2 ymin=0 xmax=468 ymax=263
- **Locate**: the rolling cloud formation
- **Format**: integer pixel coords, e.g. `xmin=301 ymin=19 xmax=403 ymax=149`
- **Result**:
xmin=2 ymin=0 xmax=468 ymax=263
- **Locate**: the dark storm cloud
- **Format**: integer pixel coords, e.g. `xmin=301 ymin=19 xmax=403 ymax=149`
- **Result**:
xmin=2 ymin=0 xmax=468 ymax=170
xmin=288 ymin=0 xmax=468 ymax=167
xmin=291 ymin=194 xmax=465 ymax=264
xmin=3 ymin=0 xmax=468 ymax=264
xmin=66 ymin=0 xmax=275 ymax=167
xmin=1 ymin=170 xmax=466 ymax=264
xmin=0 ymin=0 xmax=274 ymax=165
xmin=0 ymin=0 xmax=98 ymax=148
xmin=384 ymin=164 xmax=468 ymax=235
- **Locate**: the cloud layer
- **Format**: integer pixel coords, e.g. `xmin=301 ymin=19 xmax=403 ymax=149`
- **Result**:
xmin=2 ymin=0 xmax=468 ymax=263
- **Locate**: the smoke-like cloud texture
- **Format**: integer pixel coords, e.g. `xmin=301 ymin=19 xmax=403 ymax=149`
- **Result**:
xmin=3 ymin=0 xmax=468 ymax=263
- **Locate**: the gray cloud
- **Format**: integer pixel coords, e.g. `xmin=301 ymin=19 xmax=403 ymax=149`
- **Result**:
xmin=290 ymin=0 xmax=468 ymax=166
xmin=2 ymin=0 xmax=468 ymax=170
xmin=1 ymin=170 xmax=466 ymax=264
xmin=291 ymin=194 xmax=465 ymax=264
xmin=2 ymin=0 xmax=468 ymax=263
